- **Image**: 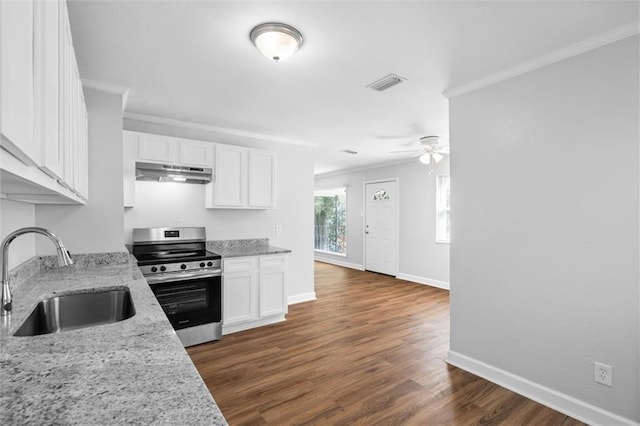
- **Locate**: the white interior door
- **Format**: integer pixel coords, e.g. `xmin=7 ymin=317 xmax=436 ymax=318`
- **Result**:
xmin=364 ymin=180 xmax=398 ymax=276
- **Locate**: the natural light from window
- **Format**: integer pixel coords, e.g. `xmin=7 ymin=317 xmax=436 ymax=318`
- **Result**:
xmin=314 ymin=188 xmax=347 ymax=255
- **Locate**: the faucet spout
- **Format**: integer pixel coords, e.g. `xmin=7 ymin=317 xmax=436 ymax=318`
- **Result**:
xmin=1 ymin=227 xmax=73 ymax=316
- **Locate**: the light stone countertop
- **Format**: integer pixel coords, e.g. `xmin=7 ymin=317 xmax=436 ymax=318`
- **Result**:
xmin=0 ymin=256 xmax=227 ymax=426
xmin=213 ymin=245 xmax=291 ymax=258
xmin=206 ymin=239 xmax=291 ymax=258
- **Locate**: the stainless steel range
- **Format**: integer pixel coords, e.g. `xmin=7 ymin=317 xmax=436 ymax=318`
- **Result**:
xmin=132 ymin=227 xmax=221 ymax=347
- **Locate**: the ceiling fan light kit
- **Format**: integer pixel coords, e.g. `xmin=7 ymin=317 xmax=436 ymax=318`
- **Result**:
xmin=419 ymin=136 xmax=440 ymax=145
xmin=389 ymin=135 xmax=449 ymax=174
xmin=250 ymin=22 xmax=303 ymax=62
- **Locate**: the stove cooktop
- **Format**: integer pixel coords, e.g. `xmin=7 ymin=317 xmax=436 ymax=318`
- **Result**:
xmin=135 ymin=250 xmax=221 ymax=266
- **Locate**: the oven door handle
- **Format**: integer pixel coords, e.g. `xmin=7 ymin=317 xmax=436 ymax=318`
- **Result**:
xmin=145 ymin=270 xmax=222 ymax=285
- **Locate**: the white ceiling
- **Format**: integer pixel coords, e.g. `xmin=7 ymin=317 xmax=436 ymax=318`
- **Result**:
xmin=67 ymin=1 xmax=638 ymax=175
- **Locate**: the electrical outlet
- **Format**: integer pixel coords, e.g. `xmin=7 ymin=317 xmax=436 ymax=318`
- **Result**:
xmin=594 ymin=362 xmax=613 ymax=387
xmin=275 ymin=225 xmax=282 ymax=235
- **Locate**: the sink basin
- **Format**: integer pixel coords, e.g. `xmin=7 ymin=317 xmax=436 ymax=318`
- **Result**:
xmin=14 ymin=287 xmax=136 ymax=336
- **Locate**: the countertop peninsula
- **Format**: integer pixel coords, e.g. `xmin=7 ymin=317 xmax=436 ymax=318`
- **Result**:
xmin=0 ymin=256 xmax=227 ymax=425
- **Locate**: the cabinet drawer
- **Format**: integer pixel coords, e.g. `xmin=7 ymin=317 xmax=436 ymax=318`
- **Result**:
xmin=224 ymin=257 xmax=258 ymax=273
xmin=260 ymin=255 xmax=287 ymax=269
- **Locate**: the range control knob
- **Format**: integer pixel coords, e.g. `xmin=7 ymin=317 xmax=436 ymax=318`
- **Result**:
xmin=160 ymin=265 xmax=167 ymax=272
xmin=207 ymin=261 xmax=213 ymax=267
xmin=199 ymin=262 xmax=206 ymax=268
xmin=180 ymin=264 xmax=187 ymax=270
xmin=150 ymin=266 xmax=158 ymax=273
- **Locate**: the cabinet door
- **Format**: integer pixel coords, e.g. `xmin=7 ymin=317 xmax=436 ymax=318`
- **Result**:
xmin=37 ymin=0 xmax=63 ymax=180
xmin=259 ymin=268 xmax=287 ymax=317
xmin=61 ymin=5 xmax=74 ymax=189
xmin=76 ymin=101 xmax=88 ymax=199
xmin=223 ymin=271 xmax=259 ymax=325
xmin=0 ymin=0 xmax=38 ymax=165
xmin=138 ymin=134 xmax=178 ymax=163
xmin=248 ymin=150 xmax=276 ymax=208
xmin=213 ymin=145 xmax=247 ymax=207
xmin=179 ymin=140 xmax=213 ymax=167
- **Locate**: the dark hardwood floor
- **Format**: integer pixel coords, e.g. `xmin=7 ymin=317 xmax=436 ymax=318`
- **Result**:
xmin=188 ymin=262 xmax=583 ymax=425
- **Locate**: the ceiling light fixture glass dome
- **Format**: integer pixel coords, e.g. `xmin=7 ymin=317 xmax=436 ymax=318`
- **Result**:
xmin=250 ymin=22 xmax=303 ymax=62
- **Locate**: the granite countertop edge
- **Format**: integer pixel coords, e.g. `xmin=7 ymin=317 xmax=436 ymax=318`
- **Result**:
xmin=213 ymin=245 xmax=292 ymax=258
xmin=0 ymin=255 xmax=227 ymax=426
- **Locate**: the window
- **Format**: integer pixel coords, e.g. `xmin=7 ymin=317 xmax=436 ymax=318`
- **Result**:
xmin=314 ymin=188 xmax=347 ymax=255
xmin=372 ymin=189 xmax=389 ymax=201
xmin=436 ymin=175 xmax=450 ymax=243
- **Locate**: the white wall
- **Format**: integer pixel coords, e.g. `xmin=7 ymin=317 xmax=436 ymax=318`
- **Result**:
xmin=315 ymin=158 xmax=450 ymax=287
xmin=123 ymin=119 xmax=315 ymax=302
xmin=0 ymin=199 xmax=35 ymax=269
xmin=36 ymin=88 xmax=126 ymax=255
xmin=448 ymin=36 xmax=639 ymax=423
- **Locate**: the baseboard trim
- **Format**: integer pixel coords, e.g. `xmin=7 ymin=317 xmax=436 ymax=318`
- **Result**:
xmin=314 ymin=257 xmax=364 ymax=271
xmin=396 ymin=273 xmax=449 ymax=290
xmin=446 ymin=351 xmax=639 ymax=426
xmin=222 ymin=315 xmax=286 ymax=335
xmin=288 ymin=292 xmax=317 ymax=305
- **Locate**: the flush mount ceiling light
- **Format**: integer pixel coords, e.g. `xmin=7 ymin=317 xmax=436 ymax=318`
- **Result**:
xmin=250 ymin=22 xmax=303 ymax=62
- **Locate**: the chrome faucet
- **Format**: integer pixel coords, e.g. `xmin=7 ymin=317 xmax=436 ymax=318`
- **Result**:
xmin=1 ymin=227 xmax=73 ymax=316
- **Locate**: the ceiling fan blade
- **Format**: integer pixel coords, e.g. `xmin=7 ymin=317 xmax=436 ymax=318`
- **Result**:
xmin=390 ymin=149 xmax=424 ymax=154
xmin=424 ymin=146 xmax=449 ymax=155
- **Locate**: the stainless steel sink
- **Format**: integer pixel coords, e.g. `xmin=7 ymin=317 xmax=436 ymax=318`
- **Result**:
xmin=14 ymin=287 xmax=135 ymax=336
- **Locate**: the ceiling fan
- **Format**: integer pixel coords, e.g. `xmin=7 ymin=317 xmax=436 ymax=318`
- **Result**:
xmin=390 ymin=136 xmax=449 ymax=172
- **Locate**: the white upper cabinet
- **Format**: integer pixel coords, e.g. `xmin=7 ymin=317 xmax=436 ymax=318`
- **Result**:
xmin=37 ymin=0 xmax=63 ymax=180
xmin=208 ymin=144 xmax=247 ymax=207
xmin=0 ymin=0 xmax=37 ymax=165
xmin=58 ymin=0 xmax=87 ymax=200
xmin=207 ymin=145 xmax=276 ymax=209
xmin=248 ymin=150 xmax=277 ymax=208
xmin=124 ymin=130 xmax=276 ymax=210
xmin=0 ymin=0 xmax=88 ymax=204
xmin=137 ymin=133 xmax=213 ymax=167
xmin=180 ymin=140 xmax=214 ymax=167
xmin=138 ymin=134 xmax=179 ymax=163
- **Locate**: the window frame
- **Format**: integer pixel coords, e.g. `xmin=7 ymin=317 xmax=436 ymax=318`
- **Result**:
xmin=314 ymin=187 xmax=348 ymax=256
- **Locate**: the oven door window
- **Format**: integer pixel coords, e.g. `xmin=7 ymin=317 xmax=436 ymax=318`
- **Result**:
xmin=150 ymin=277 xmax=221 ymax=329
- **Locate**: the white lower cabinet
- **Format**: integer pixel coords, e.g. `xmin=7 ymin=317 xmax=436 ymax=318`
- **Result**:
xmin=222 ymin=254 xmax=288 ymax=334
xmin=223 ymin=257 xmax=259 ymax=325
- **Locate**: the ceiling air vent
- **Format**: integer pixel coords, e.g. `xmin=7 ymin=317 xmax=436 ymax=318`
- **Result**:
xmin=341 ymin=149 xmax=358 ymax=155
xmin=366 ymin=73 xmax=407 ymax=91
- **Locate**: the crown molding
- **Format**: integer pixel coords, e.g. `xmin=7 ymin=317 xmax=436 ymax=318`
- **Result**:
xmin=314 ymin=156 xmax=419 ymax=178
xmin=123 ymin=112 xmax=317 ymax=148
xmin=443 ymin=22 xmax=640 ymax=99
xmin=81 ymin=79 xmax=130 ymax=111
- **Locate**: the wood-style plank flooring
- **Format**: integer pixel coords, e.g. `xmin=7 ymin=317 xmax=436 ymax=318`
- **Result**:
xmin=188 ymin=262 xmax=583 ymax=425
